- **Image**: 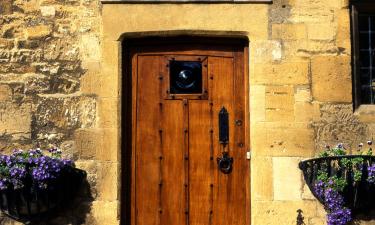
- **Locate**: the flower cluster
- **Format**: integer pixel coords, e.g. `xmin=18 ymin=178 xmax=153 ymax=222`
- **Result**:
xmin=0 ymin=148 xmax=73 ymax=190
xmin=367 ymin=164 xmax=375 ymax=184
xmin=315 ymin=180 xmax=352 ymax=225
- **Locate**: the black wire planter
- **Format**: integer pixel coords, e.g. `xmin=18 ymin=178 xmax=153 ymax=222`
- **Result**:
xmin=299 ymin=155 xmax=375 ymax=215
xmin=0 ymin=167 xmax=86 ymax=222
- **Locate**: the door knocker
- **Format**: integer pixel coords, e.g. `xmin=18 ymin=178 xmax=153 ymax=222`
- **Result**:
xmin=217 ymin=152 xmax=233 ymax=174
xmin=217 ymin=107 xmax=233 ymax=174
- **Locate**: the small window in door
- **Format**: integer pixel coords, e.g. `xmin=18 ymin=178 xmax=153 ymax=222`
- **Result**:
xmin=170 ymin=61 xmax=202 ymax=94
xmin=163 ymin=55 xmax=208 ymax=100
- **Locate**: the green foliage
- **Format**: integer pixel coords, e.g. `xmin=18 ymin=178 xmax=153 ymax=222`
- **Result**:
xmin=330 ymin=176 xmax=347 ymax=192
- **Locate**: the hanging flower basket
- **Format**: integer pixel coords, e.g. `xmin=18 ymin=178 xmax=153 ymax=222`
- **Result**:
xmin=299 ymin=142 xmax=375 ymax=225
xmin=0 ymin=148 xmax=86 ymax=222
xmin=299 ymin=155 xmax=375 ymax=214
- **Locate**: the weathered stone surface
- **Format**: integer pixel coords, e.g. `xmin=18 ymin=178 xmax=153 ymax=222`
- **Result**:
xmin=272 ymin=23 xmax=307 ymax=40
xmin=74 ymin=129 xmax=100 ymax=160
xmin=40 ymin=6 xmax=56 ymax=17
xmin=25 ymin=25 xmax=52 ymax=40
xmin=265 ymin=85 xmax=294 ymax=121
xmin=43 ymin=39 xmax=80 ymax=61
xmin=311 ymin=55 xmax=352 ymax=102
xmin=254 ymin=61 xmax=309 ymax=85
xmin=0 ymin=0 xmax=13 ymax=15
xmin=0 ymin=84 xmax=12 ymax=101
xmin=252 ymin=40 xmax=283 ymax=63
xmin=81 ymin=34 xmax=101 ymax=61
xmin=313 ymin=104 xmax=368 ymax=152
xmin=294 ymin=102 xmax=320 ymax=122
xmin=33 ymin=95 xmax=96 ymax=142
xmin=252 ymin=122 xmax=315 ymax=157
xmin=0 ymin=102 xmax=31 ymax=139
xmin=0 ymin=50 xmax=43 ymax=63
xmin=0 ymin=38 xmax=14 ymax=49
xmin=295 ymin=87 xmax=312 ymax=102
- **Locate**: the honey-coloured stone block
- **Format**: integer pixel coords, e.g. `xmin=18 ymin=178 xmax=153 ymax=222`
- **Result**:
xmin=336 ymin=9 xmax=351 ymax=52
xmin=272 ymin=23 xmax=307 ymax=40
xmin=253 ymin=61 xmax=309 ymax=85
xmin=96 ymin=128 xmax=119 ymax=162
xmin=98 ymin=97 xmax=119 ymax=129
xmin=74 ymin=129 xmax=103 ymax=160
xmin=0 ymin=84 xmax=12 ymax=101
xmin=251 ymin=157 xmax=273 ymax=200
xmin=252 ymin=122 xmax=315 ymax=157
xmin=307 ymin=23 xmax=336 ymax=41
xmin=92 ymin=200 xmax=120 ymax=224
xmin=250 ymin=85 xmax=266 ymax=123
xmin=311 ymin=55 xmax=352 ymax=102
xmin=97 ymin=162 xmax=119 ymax=201
xmin=0 ymin=102 xmax=31 ymax=139
xmin=294 ymin=102 xmax=320 ymax=122
xmin=265 ymin=85 xmax=294 ymax=121
xmin=252 ymin=200 xmax=318 ymax=225
xmin=273 ymin=157 xmax=302 ymax=200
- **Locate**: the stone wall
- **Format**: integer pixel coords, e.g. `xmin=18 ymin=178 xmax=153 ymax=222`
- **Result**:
xmin=0 ymin=0 xmax=117 ymax=224
xmin=1 ymin=0 xmax=375 ymax=224
xmin=252 ymin=0 xmax=375 ymax=224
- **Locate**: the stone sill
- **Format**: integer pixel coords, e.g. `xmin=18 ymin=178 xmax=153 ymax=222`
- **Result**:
xmin=354 ymin=105 xmax=375 ymax=123
xmin=101 ymin=0 xmax=272 ymax=3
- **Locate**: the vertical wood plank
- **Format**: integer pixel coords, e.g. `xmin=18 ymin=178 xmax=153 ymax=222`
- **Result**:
xmin=233 ymin=50 xmax=248 ymax=225
xmin=135 ymin=55 xmax=161 ymax=225
xmin=161 ymin=100 xmax=185 ymax=225
xmin=209 ymin=57 xmax=246 ymax=225
xmin=189 ymin=100 xmax=211 ymax=225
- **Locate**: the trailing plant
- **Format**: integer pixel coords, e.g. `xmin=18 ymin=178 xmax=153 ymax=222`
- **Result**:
xmin=0 ymin=148 xmax=73 ymax=191
xmin=314 ymin=141 xmax=375 ymax=225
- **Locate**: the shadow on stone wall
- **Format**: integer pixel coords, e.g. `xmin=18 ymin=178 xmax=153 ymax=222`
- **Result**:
xmin=352 ymin=209 xmax=375 ymax=225
xmin=0 ymin=178 xmax=94 ymax=225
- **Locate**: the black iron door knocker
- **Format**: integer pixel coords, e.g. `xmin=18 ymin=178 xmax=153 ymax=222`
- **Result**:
xmin=217 ymin=107 xmax=233 ymax=174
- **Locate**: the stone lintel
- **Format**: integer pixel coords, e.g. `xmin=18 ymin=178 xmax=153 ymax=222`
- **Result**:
xmin=101 ymin=0 xmax=272 ymax=3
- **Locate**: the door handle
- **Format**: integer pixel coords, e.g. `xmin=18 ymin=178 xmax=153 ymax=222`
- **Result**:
xmin=217 ymin=107 xmax=233 ymax=174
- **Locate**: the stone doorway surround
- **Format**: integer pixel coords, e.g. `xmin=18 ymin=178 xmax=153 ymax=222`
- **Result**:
xmin=99 ymin=1 xmax=270 ymax=224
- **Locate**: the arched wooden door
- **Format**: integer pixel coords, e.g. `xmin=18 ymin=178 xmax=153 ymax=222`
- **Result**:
xmin=123 ymin=38 xmax=250 ymax=225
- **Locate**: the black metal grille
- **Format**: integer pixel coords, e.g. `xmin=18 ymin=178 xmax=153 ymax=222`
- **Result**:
xmin=359 ymin=14 xmax=375 ymax=104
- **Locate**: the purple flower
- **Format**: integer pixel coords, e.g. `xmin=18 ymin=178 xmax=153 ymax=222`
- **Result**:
xmin=315 ymin=177 xmax=352 ymax=225
xmin=0 ymin=148 xmax=74 ymax=190
xmin=368 ymin=164 xmax=375 ymax=184
xmin=327 ymin=208 xmax=351 ymax=225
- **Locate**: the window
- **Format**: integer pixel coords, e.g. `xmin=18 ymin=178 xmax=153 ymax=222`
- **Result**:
xmin=351 ymin=2 xmax=375 ymax=107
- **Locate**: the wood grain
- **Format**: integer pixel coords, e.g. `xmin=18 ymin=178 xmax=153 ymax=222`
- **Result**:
xmin=128 ymin=40 xmax=249 ymax=225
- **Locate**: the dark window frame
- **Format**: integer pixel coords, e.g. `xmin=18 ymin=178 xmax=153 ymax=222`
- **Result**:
xmin=351 ymin=1 xmax=375 ymax=108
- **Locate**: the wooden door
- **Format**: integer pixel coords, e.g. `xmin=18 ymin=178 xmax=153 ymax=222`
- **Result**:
xmin=125 ymin=38 xmax=249 ymax=225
